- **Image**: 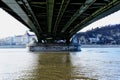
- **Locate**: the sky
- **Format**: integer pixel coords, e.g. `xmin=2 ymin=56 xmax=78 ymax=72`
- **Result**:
xmin=0 ymin=8 xmax=120 ymax=39
xmin=0 ymin=8 xmax=29 ymax=39
xmin=80 ymin=10 xmax=120 ymax=32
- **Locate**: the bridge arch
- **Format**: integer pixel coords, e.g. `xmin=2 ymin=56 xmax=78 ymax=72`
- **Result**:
xmin=0 ymin=0 xmax=120 ymax=44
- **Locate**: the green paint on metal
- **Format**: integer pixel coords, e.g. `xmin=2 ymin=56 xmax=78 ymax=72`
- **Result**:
xmin=47 ymin=0 xmax=54 ymax=32
xmin=53 ymin=0 xmax=70 ymax=33
xmin=61 ymin=0 xmax=96 ymax=32
xmin=2 ymin=0 xmax=120 ymax=42
xmin=2 ymin=0 xmax=41 ymax=38
xmin=69 ymin=0 xmax=120 ymax=38
xmin=23 ymin=0 xmax=42 ymax=32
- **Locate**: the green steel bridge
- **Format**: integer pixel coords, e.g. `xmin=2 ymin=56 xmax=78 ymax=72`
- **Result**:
xmin=0 ymin=0 xmax=120 ymax=44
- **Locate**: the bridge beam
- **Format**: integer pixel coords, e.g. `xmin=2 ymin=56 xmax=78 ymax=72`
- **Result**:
xmin=69 ymin=0 xmax=120 ymax=38
xmin=53 ymin=0 xmax=70 ymax=34
xmin=47 ymin=0 xmax=54 ymax=33
xmin=61 ymin=0 xmax=96 ymax=32
xmin=1 ymin=0 xmax=41 ymax=40
xmin=22 ymin=0 xmax=42 ymax=32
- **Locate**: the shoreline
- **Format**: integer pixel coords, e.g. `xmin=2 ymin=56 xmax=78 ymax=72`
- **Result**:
xmin=81 ymin=44 xmax=120 ymax=48
xmin=0 ymin=45 xmax=26 ymax=48
xmin=0 ymin=44 xmax=120 ymax=48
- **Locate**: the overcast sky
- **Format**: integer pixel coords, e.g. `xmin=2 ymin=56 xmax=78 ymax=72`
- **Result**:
xmin=0 ymin=8 xmax=120 ymax=39
xmin=80 ymin=10 xmax=120 ymax=32
xmin=0 ymin=9 xmax=29 ymax=39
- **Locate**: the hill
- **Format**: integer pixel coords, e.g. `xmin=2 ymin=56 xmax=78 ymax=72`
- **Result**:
xmin=76 ymin=24 xmax=120 ymax=44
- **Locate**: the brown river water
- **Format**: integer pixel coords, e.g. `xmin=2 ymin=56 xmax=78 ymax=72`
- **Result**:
xmin=0 ymin=48 xmax=120 ymax=80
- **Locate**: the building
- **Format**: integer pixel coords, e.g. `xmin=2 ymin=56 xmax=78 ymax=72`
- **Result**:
xmin=0 ymin=31 xmax=37 ymax=46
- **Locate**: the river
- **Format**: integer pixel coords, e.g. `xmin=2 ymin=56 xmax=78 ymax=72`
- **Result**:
xmin=0 ymin=48 xmax=120 ymax=80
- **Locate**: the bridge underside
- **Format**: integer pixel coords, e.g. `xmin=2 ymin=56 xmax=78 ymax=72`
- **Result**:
xmin=0 ymin=0 xmax=120 ymax=44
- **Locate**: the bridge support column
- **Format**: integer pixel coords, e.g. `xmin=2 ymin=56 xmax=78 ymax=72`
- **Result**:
xmin=27 ymin=37 xmax=81 ymax=52
xmin=27 ymin=43 xmax=81 ymax=52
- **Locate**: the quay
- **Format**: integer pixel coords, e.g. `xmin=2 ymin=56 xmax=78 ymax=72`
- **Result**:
xmin=81 ymin=45 xmax=120 ymax=48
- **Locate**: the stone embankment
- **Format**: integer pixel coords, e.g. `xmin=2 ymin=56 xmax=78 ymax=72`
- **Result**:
xmin=81 ymin=45 xmax=120 ymax=48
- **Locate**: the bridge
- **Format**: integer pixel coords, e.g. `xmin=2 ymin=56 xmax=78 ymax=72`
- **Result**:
xmin=0 ymin=0 xmax=120 ymax=44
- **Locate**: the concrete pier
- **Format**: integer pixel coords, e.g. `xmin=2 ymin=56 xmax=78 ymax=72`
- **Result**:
xmin=28 ymin=44 xmax=81 ymax=52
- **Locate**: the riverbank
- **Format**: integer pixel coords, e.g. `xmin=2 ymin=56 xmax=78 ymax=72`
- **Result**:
xmin=81 ymin=44 xmax=120 ymax=48
xmin=0 ymin=45 xmax=26 ymax=48
xmin=0 ymin=44 xmax=120 ymax=48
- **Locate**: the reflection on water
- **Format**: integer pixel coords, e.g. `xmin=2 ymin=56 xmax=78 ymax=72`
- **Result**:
xmin=20 ymin=52 xmax=94 ymax=80
xmin=25 ymin=53 xmax=72 ymax=80
xmin=0 ymin=48 xmax=120 ymax=80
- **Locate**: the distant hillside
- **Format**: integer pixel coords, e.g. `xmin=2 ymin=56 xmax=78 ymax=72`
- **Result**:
xmin=76 ymin=24 xmax=120 ymax=44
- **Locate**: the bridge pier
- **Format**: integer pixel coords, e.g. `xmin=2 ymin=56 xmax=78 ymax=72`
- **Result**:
xmin=28 ymin=43 xmax=81 ymax=52
xmin=27 ymin=37 xmax=81 ymax=52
